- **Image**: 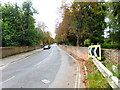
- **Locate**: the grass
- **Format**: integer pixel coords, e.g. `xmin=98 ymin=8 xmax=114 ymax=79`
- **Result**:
xmin=102 ymin=58 xmax=120 ymax=79
xmin=86 ymin=59 xmax=112 ymax=88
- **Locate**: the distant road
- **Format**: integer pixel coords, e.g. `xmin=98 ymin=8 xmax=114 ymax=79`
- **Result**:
xmin=1 ymin=44 xmax=84 ymax=88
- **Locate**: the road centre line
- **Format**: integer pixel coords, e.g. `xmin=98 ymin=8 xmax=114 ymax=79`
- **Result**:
xmin=0 ymin=76 xmax=15 ymax=85
xmin=34 ymin=49 xmax=54 ymax=67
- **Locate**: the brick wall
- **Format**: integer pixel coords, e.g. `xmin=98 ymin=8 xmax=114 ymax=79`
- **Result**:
xmin=0 ymin=45 xmax=43 ymax=58
xmin=60 ymin=45 xmax=120 ymax=63
xmin=60 ymin=45 xmax=89 ymax=60
xmin=102 ymin=49 xmax=120 ymax=63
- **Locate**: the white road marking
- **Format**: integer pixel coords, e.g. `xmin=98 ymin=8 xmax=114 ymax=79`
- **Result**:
xmin=34 ymin=49 xmax=54 ymax=67
xmin=84 ymin=64 xmax=87 ymax=76
xmin=78 ymin=63 xmax=81 ymax=88
xmin=0 ymin=76 xmax=15 ymax=85
xmin=74 ymin=62 xmax=81 ymax=89
xmin=0 ymin=63 xmax=10 ymax=70
xmin=74 ymin=63 xmax=79 ymax=88
xmin=57 ymin=46 xmax=81 ymax=89
xmin=57 ymin=45 xmax=82 ymax=88
xmin=41 ymin=79 xmax=50 ymax=84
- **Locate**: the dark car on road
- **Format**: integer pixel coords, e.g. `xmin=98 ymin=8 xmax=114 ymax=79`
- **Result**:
xmin=43 ymin=45 xmax=51 ymax=50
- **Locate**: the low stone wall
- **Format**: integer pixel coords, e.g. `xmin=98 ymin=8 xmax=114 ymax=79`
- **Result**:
xmin=102 ymin=49 xmax=120 ymax=63
xmin=60 ymin=45 xmax=120 ymax=63
xmin=60 ymin=45 xmax=89 ymax=60
xmin=0 ymin=45 xmax=43 ymax=58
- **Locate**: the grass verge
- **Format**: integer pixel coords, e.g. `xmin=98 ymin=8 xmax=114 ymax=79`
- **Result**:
xmin=101 ymin=58 xmax=120 ymax=79
xmin=86 ymin=59 xmax=112 ymax=88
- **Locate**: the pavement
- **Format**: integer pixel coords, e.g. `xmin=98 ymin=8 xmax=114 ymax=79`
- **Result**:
xmin=0 ymin=48 xmax=43 ymax=68
xmin=0 ymin=44 xmax=85 ymax=88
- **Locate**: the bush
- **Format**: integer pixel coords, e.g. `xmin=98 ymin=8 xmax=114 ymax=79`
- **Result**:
xmin=84 ymin=39 xmax=90 ymax=47
xmin=102 ymin=43 xmax=119 ymax=49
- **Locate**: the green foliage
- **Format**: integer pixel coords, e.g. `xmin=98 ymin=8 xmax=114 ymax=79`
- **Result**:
xmin=102 ymin=58 xmax=120 ymax=79
xmin=102 ymin=29 xmax=119 ymax=49
xmin=86 ymin=59 xmax=112 ymax=88
xmin=56 ymin=2 xmax=119 ymax=50
xmin=107 ymin=2 xmax=120 ymax=49
xmin=2 ymin=3 xmax=21 ymax=46
xmin=102 ymin=43 xmax=119 ymax=49
xmin=56 ymin=2 xmax=107 ymax=46
xmin=84 ymin=39 xmax=90 ymax=47
xmin=87 ymin=71 xmax=110 ymax=88
xmin=2 ymin=1 xmax=53 ymax=47
xmin=85 ymin=3 xmax=107 ymax=45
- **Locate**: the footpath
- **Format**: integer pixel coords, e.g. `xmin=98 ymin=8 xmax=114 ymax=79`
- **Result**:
xmin=0 ymin=48 xmax=43 ymax=68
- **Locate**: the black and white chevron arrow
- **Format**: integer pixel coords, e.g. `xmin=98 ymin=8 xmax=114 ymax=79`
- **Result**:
xmin=89 ymin=47 xmax=100 ymax=57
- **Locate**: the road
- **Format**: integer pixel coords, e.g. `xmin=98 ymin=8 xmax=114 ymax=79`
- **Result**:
xmin=1 ymin=44 xmax=84 ymax=88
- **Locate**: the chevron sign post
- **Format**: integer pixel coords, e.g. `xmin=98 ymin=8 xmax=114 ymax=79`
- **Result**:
xmin=88 ymin=45 xmax=101 ymax=60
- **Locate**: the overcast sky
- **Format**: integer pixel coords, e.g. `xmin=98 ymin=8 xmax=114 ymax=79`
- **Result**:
xmin=1 ymin=0 xmax=72 ymax=38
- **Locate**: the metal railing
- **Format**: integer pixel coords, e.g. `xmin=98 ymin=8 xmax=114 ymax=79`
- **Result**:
xmin=92 ymin=57 xmax=120 ymax=88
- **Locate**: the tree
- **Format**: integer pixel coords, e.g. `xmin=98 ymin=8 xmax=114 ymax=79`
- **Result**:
xmin=85 ymin=2 xmax=107 ymax=45
xmin=2 ymin=3 xmax=22 ymax=46
xmin=21 ymin=1 xmax=38 ymax=46
xmin=70 ymin=2 xmax=90 ymax=46
xmin=42 ymin=31 xmax=53 ymax=45
xmin=107 ymin=2 xmax=120 ymax=49
xmin=2 ymin=1 xmax=44 ymax=47
xmin=56 ymin=2 xmax=107 ymax=46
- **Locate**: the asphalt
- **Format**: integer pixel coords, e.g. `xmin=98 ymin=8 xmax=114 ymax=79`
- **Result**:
xmin=0 ymin=44 xmax=84 ymax=88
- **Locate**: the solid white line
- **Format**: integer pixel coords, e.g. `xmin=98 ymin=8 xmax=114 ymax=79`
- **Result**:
xmin=74 ymin=64 xmax=79 ymax=88
xmin=75 ymin=62 xmax=81 ymax=89
xmin=34 ymin=49 xmax=54 ymax=67
xmin=78 ymin=63 xmax=81 ymax=88
xmin=84 ymin=65 xmax=87 ymax=76
xmin=0 ymin=64 xmax=9 ymax=70
xmin=0 ymin=76 xmax=15 ymax=85
xmin=57 ymin=45 xmax=81 ymax=89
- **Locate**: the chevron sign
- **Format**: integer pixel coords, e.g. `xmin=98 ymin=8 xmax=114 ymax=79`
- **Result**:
xmin=88 ymin=45 xmax=101 ymax=60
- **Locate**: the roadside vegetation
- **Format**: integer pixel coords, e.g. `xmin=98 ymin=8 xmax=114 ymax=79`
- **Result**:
xmin=86 ymin=59 xmax=112 ymax=88
xmin=1 ymin=1 xmax=54 ymax=47
xmin=55 ymin=1 xmax=120 ymax=88
xmin=55 ymin=1 xmax=120 ymax=50
xmin=102 ymin=58 xmax=120 ymax=79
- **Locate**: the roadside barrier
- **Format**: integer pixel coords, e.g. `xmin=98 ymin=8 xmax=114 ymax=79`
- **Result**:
xmin=88 ymin=45 xmax=119 ymax=88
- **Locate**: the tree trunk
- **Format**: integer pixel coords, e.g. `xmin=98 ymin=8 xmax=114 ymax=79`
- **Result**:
xmin=82 ymin=40 xmax=84 ymax=47
xmin=76 ymin=34 xmax=80 ymax=46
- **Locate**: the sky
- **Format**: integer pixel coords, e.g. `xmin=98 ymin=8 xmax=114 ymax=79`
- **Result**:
xmin=1 ymin=0 xmax=71 ymax=38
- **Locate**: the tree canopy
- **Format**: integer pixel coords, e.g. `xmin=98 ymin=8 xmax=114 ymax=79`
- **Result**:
xmin=1 ymin=1 xmax=54 ymax=47
xmin=55 ymin=1 xmax=119 ymax=49
xmin=56 ymin=2 xmax=107 ymax=46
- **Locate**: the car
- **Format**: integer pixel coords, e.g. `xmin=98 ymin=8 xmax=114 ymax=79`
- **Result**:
xmin=43 ymin=45 xmax=51 ymax=50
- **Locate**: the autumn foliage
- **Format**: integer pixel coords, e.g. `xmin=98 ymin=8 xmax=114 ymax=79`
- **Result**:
xmin=55 ymin=2 xmax=107 ymax=46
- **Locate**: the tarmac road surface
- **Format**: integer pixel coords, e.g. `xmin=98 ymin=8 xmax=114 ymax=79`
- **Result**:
xmin=1 ymin=44 xmax=84 ymax=88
